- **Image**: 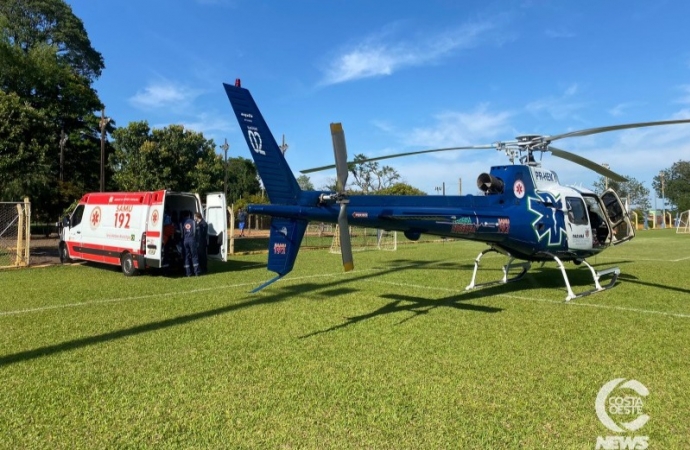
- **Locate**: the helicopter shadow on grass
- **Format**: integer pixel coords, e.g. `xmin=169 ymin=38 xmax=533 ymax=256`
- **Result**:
xmin=0 ymin=260 xmax=449 ymax=367
xmin=369 ymin=257 xmax=476 ymax=272
xmin=617 ymin=273 xmax=690 ymax=296
xmin=0 ymin=258 xmax=623 ymax=367
xmin=298 ymin=261 xmax=522 ymax=338
xmin=309 ymin=257 xmax=636 ymax=338
xmin=300 ymin=290 xmax=503 ymax=339
xmin=205 ymin=258 xmax=266 ymax=275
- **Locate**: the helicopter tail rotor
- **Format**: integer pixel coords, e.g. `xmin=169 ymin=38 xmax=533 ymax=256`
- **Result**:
xmin=330 ymin=123 xmax=354 ymax=272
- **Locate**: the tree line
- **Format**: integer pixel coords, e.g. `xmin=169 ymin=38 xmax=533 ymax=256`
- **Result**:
xmin=0 ymin=0 xmax=260 ymax=223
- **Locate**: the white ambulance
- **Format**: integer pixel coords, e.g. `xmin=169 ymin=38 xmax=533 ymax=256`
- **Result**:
xmin=58 ymin=190 xmax=227 ymax=275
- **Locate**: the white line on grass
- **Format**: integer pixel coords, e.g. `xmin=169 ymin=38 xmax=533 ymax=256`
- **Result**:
xmin=7 ymin=263 xmax=687 ymax=320
xmin=0 ymin=271 xmax=373 ymax=317
xmin=0 ymin=282 xmax=251 ymax=317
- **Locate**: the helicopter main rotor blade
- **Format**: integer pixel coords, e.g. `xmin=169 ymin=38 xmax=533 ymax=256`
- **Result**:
xmin=300 ymin=145 xmax=494 ymax=174
xmin=547 ymin=146 xmax=627 ymax=182
xmin=330 ymin=123 xmax=349 ymax=191
xmin=547 ymin=118 xmax=690 ymax=142
xmin=337 ymin=201 xmax=354 ymax=272
xmin=330 ymin=123 xmax=354 ymax=271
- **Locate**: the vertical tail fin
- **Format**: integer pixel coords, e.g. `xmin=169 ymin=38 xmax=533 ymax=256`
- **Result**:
xmin=267 ymin=217 xmax=308 ymax=275
xmin=224 ymin=82 xmax=301 ymax=205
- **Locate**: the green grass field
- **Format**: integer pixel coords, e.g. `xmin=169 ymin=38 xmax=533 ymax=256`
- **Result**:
xmin=1 ymin=230 xmax=688 ymax=449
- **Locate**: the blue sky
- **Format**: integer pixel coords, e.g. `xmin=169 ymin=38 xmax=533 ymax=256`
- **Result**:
xmin=67 ymin=0 xmax=690 ymax=204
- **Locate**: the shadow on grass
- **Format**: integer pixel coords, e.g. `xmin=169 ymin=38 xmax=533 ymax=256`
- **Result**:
xmin=371 ymin=257 xmax=476 ymax=271
xmin=78 ymin=257 xmax=266 ymax=278
xmin=618 ymin=273 xmax=690 ymax=295
xmin=0 ymin=280 xmax=330 ymax=367
xmin=0 ymin=260 xmax=453 ymax=367
xmin=301 ymin=293 xmax=502 ymax=339
xmin=300 ymin=258 xmax=637 ymax=338
xmin=3 ymin=255 xmax=629 ymax=366
xmin=233 ymin=237 xmax=270 ymax=253
xmin=207 ymin=258 xmax=266 ymax=274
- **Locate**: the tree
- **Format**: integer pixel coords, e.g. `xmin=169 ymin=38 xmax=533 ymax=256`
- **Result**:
xmin=592 ymin=175 xmax=650 ymax=211
xmin=348 ymin=153 xmax=401 ymax=194
xmin=0 ymin=0 xmax=106 ymax=221
xmin=653 ymin=161 xmax=690 ymax=213
xmin=296 ymin=174 xmax=314 ymax=191
xmin=111 ymin=122 xmax=221 ymax=195
xmin=320 ymin=177 xmax=338 ymax=192
xmin=377 ymin=182 xmax=427 ymax=196
xmin=0 ymin=0 xmax=103 ymax=81
xmin=110 ymin=122 xmax=260 ymax=201
xmin=0 ymin=90 xmax=51 ymax=199
xmin=225 ymin=157 xmax=261 ymax=203
xmin=320 ymin=170 xmax=425 ymax=195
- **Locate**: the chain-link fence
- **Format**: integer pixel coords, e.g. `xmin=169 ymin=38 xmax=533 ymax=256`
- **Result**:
xmin=0 ymin=198 xmax=31 ymax=268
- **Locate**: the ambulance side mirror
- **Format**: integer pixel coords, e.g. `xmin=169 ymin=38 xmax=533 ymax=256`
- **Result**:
xmin=62 ymin=216 xmax=70 ymax=227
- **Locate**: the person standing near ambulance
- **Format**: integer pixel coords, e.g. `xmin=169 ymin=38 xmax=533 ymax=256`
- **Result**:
xmin=181 ymin=211 xmax=200 ymax=276
xmin=194 ymin=212 xmax=208 ymax=274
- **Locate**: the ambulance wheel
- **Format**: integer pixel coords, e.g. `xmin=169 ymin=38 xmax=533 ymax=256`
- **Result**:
xmin=59 ymin=242 xmax=71 ymax=264
xmin=121 ymin=253 xmax=138 ymax=276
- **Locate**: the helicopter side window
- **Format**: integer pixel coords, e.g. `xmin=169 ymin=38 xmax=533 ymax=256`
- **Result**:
xmin=566 ymin=197 xmax=588 ymax=226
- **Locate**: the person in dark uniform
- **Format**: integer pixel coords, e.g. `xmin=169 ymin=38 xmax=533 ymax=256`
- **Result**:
xmin=181 ymin=211 xmax=200 ymax=276
xmin=194 ymin=212 xmax=208 ymax=274
xmin=237 ymin=208 xmax=247 ymax=237
xmin=162 ymin=211 xmax=175 ymax=267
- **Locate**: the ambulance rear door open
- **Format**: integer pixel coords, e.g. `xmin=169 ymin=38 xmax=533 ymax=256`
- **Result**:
xmin=205 ymin=192 xmax=228 ymax=262
xmin=145 ymin=190 xmax=167 ymax=267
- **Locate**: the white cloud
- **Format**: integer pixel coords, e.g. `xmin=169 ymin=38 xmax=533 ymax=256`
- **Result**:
xmin=320 ymin=21 xmax=497 ymax=85
xmin=525 ymin=83 xmax=589 ymax=121
xmin=179 ymin=113 xmax=234 ymax=141
xmin=129 ymin=80 xmax=203 ymax=111
xmin=405 ymin=105 xmax=514 ymax=149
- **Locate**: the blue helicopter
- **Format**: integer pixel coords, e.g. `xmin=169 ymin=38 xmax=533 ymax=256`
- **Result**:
xmin=224 ymin=80 xmax=690 ymax=300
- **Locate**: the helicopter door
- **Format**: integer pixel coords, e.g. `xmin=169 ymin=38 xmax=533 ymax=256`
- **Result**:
xmin=564 ymin=196 xmax=592 ymax=250
xmin=600 ymin=190 xmax=635 ymax=245
xmin=205 ymin=192 xmax=228 ymax=262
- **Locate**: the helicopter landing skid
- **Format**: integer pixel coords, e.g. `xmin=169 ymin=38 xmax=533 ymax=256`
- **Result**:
xmin=545 ymin=253 xmax=620 ymax=302
xmin=465 ymin=248 xmax=531 ymax=291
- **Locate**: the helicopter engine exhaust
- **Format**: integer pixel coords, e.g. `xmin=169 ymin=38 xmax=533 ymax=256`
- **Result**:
xmin=477 ymin=173 xmax=504 ymax=194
